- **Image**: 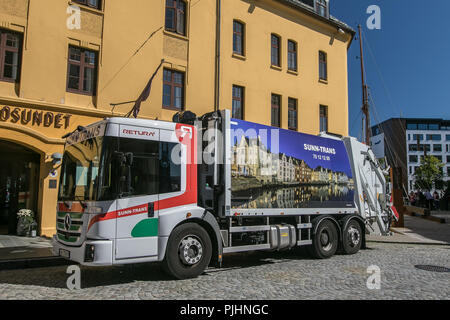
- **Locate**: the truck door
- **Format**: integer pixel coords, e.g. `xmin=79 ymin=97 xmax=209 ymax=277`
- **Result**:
xmin=115 ymin=125 xmax=160 ymax=260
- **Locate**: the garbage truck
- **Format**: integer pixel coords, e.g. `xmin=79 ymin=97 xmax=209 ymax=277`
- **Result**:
xmin=52 ymin=110 xmax=398 ymax=279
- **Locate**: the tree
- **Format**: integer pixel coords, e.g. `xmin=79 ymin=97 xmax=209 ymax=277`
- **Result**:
xmin=413 ymin=156 xmax=444 ymax=191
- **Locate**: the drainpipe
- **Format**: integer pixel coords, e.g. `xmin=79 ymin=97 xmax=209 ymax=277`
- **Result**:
xmin=214 ymin=0 xmax=221 ymax=112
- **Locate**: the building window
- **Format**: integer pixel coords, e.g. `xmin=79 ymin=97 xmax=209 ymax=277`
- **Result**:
xmin=165 ymin=0 xmax=187 ymax=36
xmin=315 ymin=0 xmax=329 ymax=18
xmin=233 ymin=21 xmax=244 ymax=56
xmin=319 ymin=51 xmax=327 ymax=81
xmin=0 ymin=30 xmax=22 ymax=82
xmin=163 ymin=69 xmax=184 ymax=110
xmin=232 ymin=85 xmax=244 ymax=120
xmin=287 ymin=40 xmax=298 ymax=72
xmin=271 ymin=94 xmax=281 ymax=127
xmin=409 ymin=155 xmax=418 ymax=163
xmin=73 ymin=0 xmax=101 ymax=10
xmin=427 ymin=134 xmax=441 ymax=141
xmin=271 ymin=34 xmax=281 ymax=67
xmin=429 ymin=123 xmax=439 ymax=130
xmin=409 ymin=144 xmax=430 ymax=152
xmin=319 ymin=105 xmax=328 ymax=132
xmin=288 ymin=98 xmax=298 ymax=131
xmin=433 ymin=144 xmax=442 ymax=152
xmin=446 ymin=134 xmax=450 ymax=141
xmin=413 ymin=134 xmax=424 ymax=142
xmin=418 ymin=124 xmax=428 ymax=130
xmin=67 ymin=46 xmax=97 ymax=95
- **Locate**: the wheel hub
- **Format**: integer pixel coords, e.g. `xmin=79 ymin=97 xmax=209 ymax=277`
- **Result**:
xmin=179 ymin=236 xmax=203 ymax=266
xmin=347 ymin=226 xmax=360 ymax=247
xmin=320 ymin=230 xmax=332 ymax=251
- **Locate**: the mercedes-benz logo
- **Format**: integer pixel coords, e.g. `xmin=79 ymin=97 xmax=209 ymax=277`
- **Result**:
xmin=64 ymin=214 xmax=72 ymax=231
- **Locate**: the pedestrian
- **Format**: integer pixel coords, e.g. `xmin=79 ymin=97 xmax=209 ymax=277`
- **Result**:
xmin=418 ymin=191 xmax=425 ymax=208
xmin=433 ymin=191 xmax=440 ymax=211
xmin=409 ymin=191 xmax=416 ymax=206
xmin=425 ymin=190 xmax=433 ymax=210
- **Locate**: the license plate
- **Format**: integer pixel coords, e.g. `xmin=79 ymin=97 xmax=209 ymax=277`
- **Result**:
xmin=59 ymin=249 xmax=70 ymax=259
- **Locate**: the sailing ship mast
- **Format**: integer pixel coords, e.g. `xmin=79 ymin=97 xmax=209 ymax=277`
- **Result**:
xmin=358 ymin=25 xmax=370 ymax=145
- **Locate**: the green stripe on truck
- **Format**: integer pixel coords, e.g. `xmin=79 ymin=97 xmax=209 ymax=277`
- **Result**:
xmin=131 ymin=218 xmax=159 ymax=238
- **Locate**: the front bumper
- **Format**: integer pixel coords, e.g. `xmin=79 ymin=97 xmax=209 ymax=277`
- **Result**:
xmin=51 ymin=235 xmax=113 ymax=266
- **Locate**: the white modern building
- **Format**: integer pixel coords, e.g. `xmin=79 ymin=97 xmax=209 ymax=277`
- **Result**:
xmin=371 ymin=118 xmax=450 ymax=193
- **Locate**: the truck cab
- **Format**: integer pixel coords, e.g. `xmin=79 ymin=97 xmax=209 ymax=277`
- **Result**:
xmin=52 ymin=117 xmax=218 ymax=271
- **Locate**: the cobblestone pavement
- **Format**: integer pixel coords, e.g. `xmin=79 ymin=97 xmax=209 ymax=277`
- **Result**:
xmin=0 ymin=242 xmax=448 ymax=300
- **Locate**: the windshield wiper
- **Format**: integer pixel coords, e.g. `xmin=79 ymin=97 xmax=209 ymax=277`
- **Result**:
xmin=74 ymin=196 xmax=88 ymax=209
xmin=59 ymin=195 xmax=71 ymax=208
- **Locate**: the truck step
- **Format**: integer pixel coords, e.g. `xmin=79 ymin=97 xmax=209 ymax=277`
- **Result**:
xmin=223 ymin=243 xmax=271 ymax=253
xmin=297 ymin=240 xmax=312 ymax=246
xmin=229 ymin=225 xmax=271 ymax=233
xmin=297 ymin=223 xmax=312 ymax=229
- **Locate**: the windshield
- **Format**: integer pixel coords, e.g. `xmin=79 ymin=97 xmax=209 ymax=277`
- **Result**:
xmin=58 ymin=136 xmax=117 ymax=202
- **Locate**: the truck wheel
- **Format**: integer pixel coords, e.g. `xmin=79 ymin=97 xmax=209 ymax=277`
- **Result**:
xmin=162 ymin=223 xmax=212 ymax=280
xmin=342 ymin=220 xmax=362 ymax=255
xmin=308 ymin=219 xmax=338 ymax=259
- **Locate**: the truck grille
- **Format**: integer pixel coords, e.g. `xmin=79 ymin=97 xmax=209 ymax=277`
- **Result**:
xmin=56 ymin=211 xmax=85 ymax=245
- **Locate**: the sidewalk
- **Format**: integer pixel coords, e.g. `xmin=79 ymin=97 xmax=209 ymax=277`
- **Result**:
xmin=367 ymin=215 xmax=450 ymax=245
xmin=430 ymin=210 xmax=450 ymax=222
xmin=0 ymin=235 xmax=68 ymax=270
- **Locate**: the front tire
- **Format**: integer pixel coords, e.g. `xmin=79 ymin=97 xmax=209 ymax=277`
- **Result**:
xmin=308 ymin=219 xmax=338 ymax=259
xmin=162 ymin=223 xmax=212 ymax=280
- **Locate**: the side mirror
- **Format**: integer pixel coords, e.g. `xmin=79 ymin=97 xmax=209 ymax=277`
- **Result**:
xmin=125 ymin=152 xmax=133 ymax=166
xmin=114 ymin=151 xmax=126 ymax=165
xmin=114 ymin=152 xmax=133 ymax=197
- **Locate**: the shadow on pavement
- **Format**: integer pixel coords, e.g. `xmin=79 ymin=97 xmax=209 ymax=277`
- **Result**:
xmin=0 ymin=248 xmax=315 ymax=289
xmin=0 ymin=263 xmax=173 ymax=289
xmin=0 ymin=245 xmax=381 ymax=289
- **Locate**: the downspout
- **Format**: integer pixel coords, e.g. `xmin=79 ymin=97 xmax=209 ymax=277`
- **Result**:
xmin=214 ymin=0 xmax=221 ymax=111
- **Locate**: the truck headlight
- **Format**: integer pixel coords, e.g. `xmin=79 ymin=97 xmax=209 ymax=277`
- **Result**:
xmin=84 ymin=244 xmax=95 ymax=262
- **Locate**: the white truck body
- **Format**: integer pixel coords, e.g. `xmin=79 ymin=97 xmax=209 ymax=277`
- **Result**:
xmin=52 ymin=110 xmax=397 ymax=279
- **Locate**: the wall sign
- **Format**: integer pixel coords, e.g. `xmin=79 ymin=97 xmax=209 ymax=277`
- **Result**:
xmin=0 ymin=106 xmax=72 ymax=129
xmin=49 ymin=179 xmax=58 ymax=189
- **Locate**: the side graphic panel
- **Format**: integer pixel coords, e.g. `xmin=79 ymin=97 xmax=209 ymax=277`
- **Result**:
xmin=230 ymin=119 xmax=355 ymax=209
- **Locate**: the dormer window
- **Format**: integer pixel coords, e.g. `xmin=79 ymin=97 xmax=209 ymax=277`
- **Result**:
xmin=315 ymin=0 xmax=329 ymax=18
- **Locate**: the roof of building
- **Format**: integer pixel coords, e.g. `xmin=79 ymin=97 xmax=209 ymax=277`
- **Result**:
xmin=278 ymin=0 xmax=356 ymax=36
xmin=371 ymin=118 xmax=450 ymax=130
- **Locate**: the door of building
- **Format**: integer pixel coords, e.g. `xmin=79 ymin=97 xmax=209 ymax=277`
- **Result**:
xmin=0 ymin=141 xmax=40 ymax=235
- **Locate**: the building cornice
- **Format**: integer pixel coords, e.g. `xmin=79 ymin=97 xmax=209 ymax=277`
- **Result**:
xmin=276 ymin=0 xmax=356 ymax=46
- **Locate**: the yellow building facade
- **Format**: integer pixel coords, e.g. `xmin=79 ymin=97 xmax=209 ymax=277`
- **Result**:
xmin=0 ymin=0 xmax=354 ymax=237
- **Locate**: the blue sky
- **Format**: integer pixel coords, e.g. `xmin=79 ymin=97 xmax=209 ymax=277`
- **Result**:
xmin=331 ymin=0 xmax=450 ymax=139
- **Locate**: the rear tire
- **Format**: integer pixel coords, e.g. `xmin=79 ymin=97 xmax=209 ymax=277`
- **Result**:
xmin=341 ymin=220 xmax=362 ymax=255
xmin=162 ymin=223 xmax=212 ymax=280
xmin=308 ymin=219 xmax=338 ymax=259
